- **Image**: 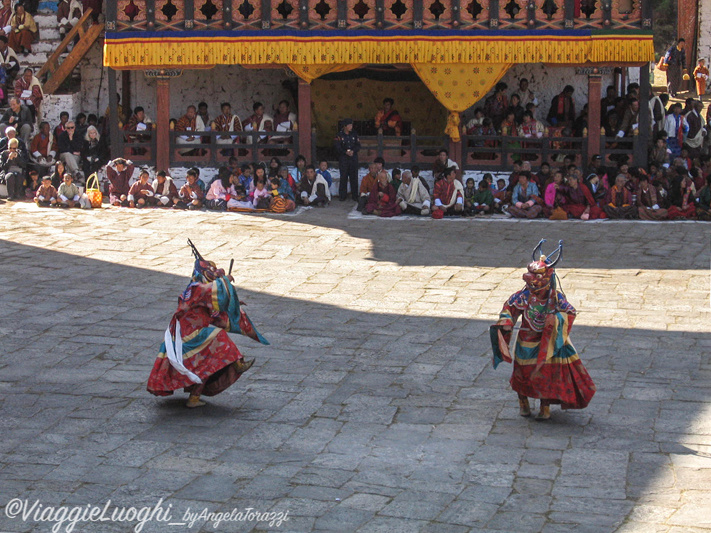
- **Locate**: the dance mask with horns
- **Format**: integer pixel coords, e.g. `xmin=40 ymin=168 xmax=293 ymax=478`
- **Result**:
xmin=523 ymin=239 xmax=563 ymax=293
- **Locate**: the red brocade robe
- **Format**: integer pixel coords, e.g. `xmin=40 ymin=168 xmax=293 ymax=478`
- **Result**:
xmin=147 ymin=277 xmax=268 ymax=397
xmin=493 ymin=288 xmax=596 ymax=409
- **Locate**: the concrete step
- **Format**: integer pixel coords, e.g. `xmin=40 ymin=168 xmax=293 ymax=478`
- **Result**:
xmin=34 ymin=14 xmax=60 ymax=29
xmin=38 ymin=27 xmax=61 ymax=40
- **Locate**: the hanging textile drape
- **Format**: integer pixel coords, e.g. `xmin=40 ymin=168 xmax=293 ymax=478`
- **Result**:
xmin=412 ymin=63 xmax=512 ymax=141
xmin=288 ymin=64 xmax=363 ymax=83
xmin=104 ymin=30 xmax=654 ymax=69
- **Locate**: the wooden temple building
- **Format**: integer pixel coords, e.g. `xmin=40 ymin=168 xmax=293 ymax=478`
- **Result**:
xmin=103 ymin=0 xmax=655 ymax=171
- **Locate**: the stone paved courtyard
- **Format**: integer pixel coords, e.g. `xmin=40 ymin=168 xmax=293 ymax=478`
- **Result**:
xmin=0 ymin=201 xmax=710 ymax=533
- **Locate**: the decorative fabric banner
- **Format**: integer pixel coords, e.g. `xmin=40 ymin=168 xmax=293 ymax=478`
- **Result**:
xmin=288 ymin=64 xmax=363 ymax=83
xmin=104 ymin=29 xmax=654 ymax=69
xmin=412 ymin=63 xmax=511 ymax=141
xmin=311 ymin=77 xmax=447 ymax=147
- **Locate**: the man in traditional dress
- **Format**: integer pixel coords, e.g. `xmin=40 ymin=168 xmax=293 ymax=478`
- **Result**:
xmin=490 ymin=240 xmax=596 ymax=420
xmin=147 ymin=242 xmax=269 ymax=408
xmin=0 ymin=35 xmax=19 ymax=97
xmin=8 ymin=4 xmax=37 ymax=54
xmin=432 ymin=166 xmax=464 ymax=216
xmin=127 ymin=168 xmax=157 ymax=208
xmin=212 ymin=102 xmax=242 ymax=155
xmin=664 ymin=38 xmax=686 ymax=98
xmin=29 ymin=120 xmax=56 ymax=177
xmin=396 ymin=170 xmax=431 ymax=215
xmin=683 ymin=100 xmax=706 ymax=159
xmin=298 ymin=164 xmax=330 ymax=207
xmin=152 ymin=170 xmax=178 ymax=207
xmin=56 ymin=0 xmax=82 ymax=39
xmin=175 ymin=169 xmax=204 ymax=210
xmin=547 ymin=85 xmax=576 ymax=128
xmin=244 ymin=101 xmax=273 ymax=143
xmin=560 ymin=173 xmax=603 ymax=220
xmin=507 ymin=173 xmax=542 ymax=218
xmin=123 ymin=106 xmax=153 ymax=154
xmin=374 ymin=97 xmax=403 ymax=136
xmin=271 ymin=100 xmax=297 ymax=144
xmin=105 ymin=157 xmax=135 ymax=206
xmin=175 ymin=105 xmax=205 ymax=155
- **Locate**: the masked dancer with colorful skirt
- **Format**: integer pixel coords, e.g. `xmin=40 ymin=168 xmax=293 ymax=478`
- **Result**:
xmin=490 ymin=240 xmax=595 ymax=420
xmin=147 ymin=240 xmax=269 ymax=408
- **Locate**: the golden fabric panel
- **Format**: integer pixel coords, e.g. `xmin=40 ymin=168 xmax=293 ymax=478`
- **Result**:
xmin=311 ymin=77 xmax=447 ymax=147
xmin=289 ymin=64 xmax=364 ymax=83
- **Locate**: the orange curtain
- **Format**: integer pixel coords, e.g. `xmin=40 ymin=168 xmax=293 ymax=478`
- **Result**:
xmin=412 ymin=63 xmax=512 ymax=141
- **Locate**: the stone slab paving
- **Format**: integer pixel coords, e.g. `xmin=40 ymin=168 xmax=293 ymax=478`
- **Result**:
xmin=0 ymin=200 xmax=709 ymax=533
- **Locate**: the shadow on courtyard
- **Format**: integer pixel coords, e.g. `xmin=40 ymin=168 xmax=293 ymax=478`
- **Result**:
xmin=0 ymin=238 xmax=708 ymax=532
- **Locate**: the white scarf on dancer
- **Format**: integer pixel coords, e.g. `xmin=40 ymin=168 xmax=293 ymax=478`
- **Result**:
xmin=163 ymin=322 xmax=202 ymax=384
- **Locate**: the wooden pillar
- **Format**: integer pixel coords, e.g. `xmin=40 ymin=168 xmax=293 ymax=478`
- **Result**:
xmin=121 ymin=71 xmax=131 ymax=123
xmin=108 ymin=68 xmax=120 ymax=159
xmin=297 ymin=78 xmax=312 ymax=161
xmin=587 ymin=71 xmax=602 ymax=160
xmin=635 ymin=63 xmax=651 ymax=168
xmin=677 ymin=0 xmax=697 ymax=90
xmin=156 ymin=77 xmax=171 ymax=171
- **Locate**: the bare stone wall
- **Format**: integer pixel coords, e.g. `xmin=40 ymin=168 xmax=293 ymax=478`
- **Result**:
xmin=699 ymin=0 xmax=711 ymax=65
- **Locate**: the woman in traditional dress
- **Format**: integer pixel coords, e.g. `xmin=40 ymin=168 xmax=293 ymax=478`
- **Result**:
xmin=490 ymin=240 xmax=596 ymax=420
xmin=8 ymin=4 xmax=37 ymax=54
xmin=147 ymin=242 xmax=269 ymax=407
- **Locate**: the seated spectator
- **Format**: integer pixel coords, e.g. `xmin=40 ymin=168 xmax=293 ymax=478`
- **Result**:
xmin=616 ymin=98 xmax=640 ymax=138
xmin=464 ymin=108 xmax=484 ymax=135
xmin=684 ymin=100 xmax=706 ymax=158
xmin=374 ymin=97 xmax=403 ymax=136
xmin=696 ymin=175 xmax=711 ymax=220
xmin=197 ymin=101 xmax=210 ymax=132
xmin=547 ymin=85 xmax=575 ymax=128
xmin=57 ymin=171 xmax=91 ymax=208
xmin=0 ymin=35 xmax=19 ymax=100
xmin=29 ymin=121 xmax=56 ymax=176
xmin=433 ymin=167 xmax=464 ymax=216
xmin=299 ymin=164 xmax=330 ymax=207
xmin=49 ymin=160 xmax=66 ymax=189
xmin=127 ymin=169 xmax=156 ymax=208
xmin=492 ymin=177 xmax=507 ymax=210
xmin=106 ymin=157 xmax=134 ymax=206
xmin=0 ymin=136 xmax=25 ymax=199
xmin=664 ymin=103 xmax=688 ymax=158
xmin=506 ymin=94 xmax=524 ymax=126
xmin=507 ymin=173 xmax=542 ymax=219
xmin=390 ymin=168 xmax=402 ymax=193
xmin=411 ymin=165 xmax=429 ymax=192
xmin=517 ymin=78 xmax=538 ymax=109
xmin=365 ymin=170 xmax=400 ymax=217
xmin=636 ymin=173 xmax=668 ymax=221
xmin=585 ymin=172 xmax=608 ymax=208
xmin=432 ymin=148 xmax=458 ymax=182
xmin=471 ymin=178 xmax=494 ymax=215
xmin=396 ymin=169 xmax=431 ymax=216
xmin=604 ymin=174 xmax=637 ymax=219
xmin=357 ymin=162 xmax=378 ymax=211
xmin=244 ymin=101 xmax=273 ymax=143
xmin=54 ymin=111 xmax=69 ymax=139
xmin=24 ymin=167 xmax=39 ymax=197
xmin=561 ymin=173 xmax=603 ymax=220
xmin=8 ymin=4 xmax=37 ymax=54
xmin=34 ymin=174 xmax=57 ymax=206
xmin=81 ymin=125 xmax=103 ymax=178
xmin=573 ymin=104 xmax=589 ymax=137
xmin=57 ymin=0 xmax=82 ymax=39
xmin=463 ymin=177 xmax=476 ymax=213
xmin=667 ymin=172 xmax=697 ymax=219
xmin=1 ymin=97 xmax=32 ymax=147
xmin=152 ymin=170 xmax=178 ymax=207
xmin=0 ymin=125 xmax=27 ymax=155
xmin=252 ymin=175 xmax=272 ymax=209
xmin=484 ymin=82 xmax=508 ymax=130
xmin=212 ymin=102 xmax=242 ymax=154
xmin=277 ymin=165 xmax=297 ymax=196
xmin=175 ymin=169 xmax=203 ymax=210
xmin=317 ymin=160 xmax=332 ymax=187
xmin=650 ymin=133 xmax=671 ymax=168
xmin=292 ymin=154 xmax=307 ymax=184
xmin=175 ymin=105 xmax=205 ymax=155
xmin=123 ymin=106 xmax=153 ymax=154
xmin=543 ymin=169 xmax=564 ymax=217
xmin=14 ymin=68 xmax=42 ymax=123
xmin=268 ymin=175 xmax=296 ymax=212
xmin=272 ymin=100 xmax=297 ymax=143
xmin=58 ymin=121 xmax=83 ymax=179
xmin=518 ymin=111 xmax=545 ymax=139
xmin=534 ymin=161 xmax=551 ymax=188
xmin=0 ymin=0 xmax=12 ymax=38
xmin=205 ymin=172 xmax=235 ymax=211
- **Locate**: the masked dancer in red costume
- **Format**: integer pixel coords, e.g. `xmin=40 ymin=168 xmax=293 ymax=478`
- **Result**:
xmin=490 ymin=240 xmax=595 ymax=420
xmin=147 ymin=240 xmax=269 ymax=407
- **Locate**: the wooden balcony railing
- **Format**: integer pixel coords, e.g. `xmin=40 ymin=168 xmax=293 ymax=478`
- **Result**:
xmin=106 ymin=0 xmax=652 ymax=32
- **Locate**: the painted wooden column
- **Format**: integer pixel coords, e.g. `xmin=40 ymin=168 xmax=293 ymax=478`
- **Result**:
xmin=156 ymin=77 xmax=171 ymax=171
xmin=587 ymin=71 xmax=602 ymax=159
xmin=297 ymin=78 xmax=312 ymax=161
xmin=108 ymin=68 xmax=120 ymax=159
